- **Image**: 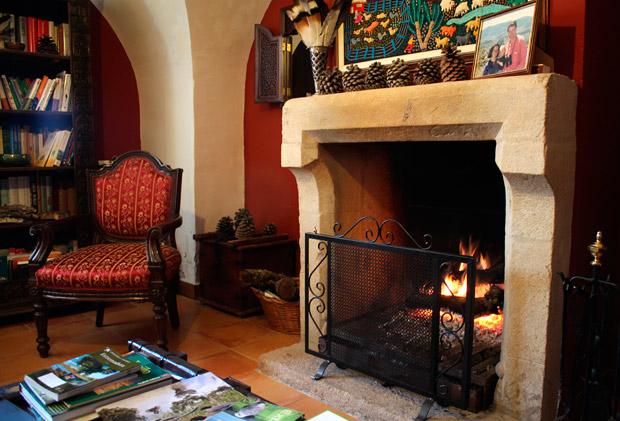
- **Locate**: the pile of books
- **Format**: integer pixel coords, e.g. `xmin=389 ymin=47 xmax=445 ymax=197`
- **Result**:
xmin=18 ymin=347 xmax=305 ymax=421
xmin=19 ymin=348 xmax=173 ymax=421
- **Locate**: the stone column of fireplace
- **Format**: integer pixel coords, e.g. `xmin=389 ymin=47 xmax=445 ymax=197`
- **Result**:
xmin=282 ymin=74 xmax=577 ymax=420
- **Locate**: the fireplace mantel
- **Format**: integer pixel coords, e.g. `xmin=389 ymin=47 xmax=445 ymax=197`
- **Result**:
xmin=281 ymin=73 xmax=577 ymax=420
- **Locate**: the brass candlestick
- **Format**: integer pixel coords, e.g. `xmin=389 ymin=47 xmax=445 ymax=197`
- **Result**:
xmin=587 ymin=231 xmax=606 ymax=266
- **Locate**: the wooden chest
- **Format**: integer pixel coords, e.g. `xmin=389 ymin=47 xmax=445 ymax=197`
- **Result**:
xmin=193 ymin=233 xmax=297 ymax=316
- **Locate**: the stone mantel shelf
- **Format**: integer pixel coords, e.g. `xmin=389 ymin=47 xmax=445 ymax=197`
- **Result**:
xmin=281 ymin=73 xmax=578 ymax=421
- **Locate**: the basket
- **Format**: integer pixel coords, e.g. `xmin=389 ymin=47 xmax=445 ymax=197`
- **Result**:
xmin=251 ymin=287 xmax=300 ymax=334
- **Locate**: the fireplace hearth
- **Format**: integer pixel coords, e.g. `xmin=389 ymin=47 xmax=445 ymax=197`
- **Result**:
xmin=282 ymin=73 xmax=577 ymax=420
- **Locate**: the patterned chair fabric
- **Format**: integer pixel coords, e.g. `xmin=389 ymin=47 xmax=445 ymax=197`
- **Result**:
xmin=35 ymin=243 xmax=182 ymax=290
xmin=94 ymin=156 xmax=174 ymax=238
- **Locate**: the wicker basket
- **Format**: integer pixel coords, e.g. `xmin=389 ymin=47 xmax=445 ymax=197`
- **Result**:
xmin=251 ymin=288 xmax=300 ymax=334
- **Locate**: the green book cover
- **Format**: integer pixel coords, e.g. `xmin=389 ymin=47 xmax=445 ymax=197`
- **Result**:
xmin=64 ymin=353 xmax=171 ymax=408
xmin=23 ymin=347 xmax=142 ymax=402
xmin=217 ymin=396 xmax=303 ymax=421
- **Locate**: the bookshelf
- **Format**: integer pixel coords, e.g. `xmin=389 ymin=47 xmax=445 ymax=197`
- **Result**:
xmin=0 ymin=0 xmax=94 ymax=316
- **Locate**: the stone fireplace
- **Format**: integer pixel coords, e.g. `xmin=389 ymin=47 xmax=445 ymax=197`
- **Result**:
xmin=280 ymin=74 xmax=577 ymax=420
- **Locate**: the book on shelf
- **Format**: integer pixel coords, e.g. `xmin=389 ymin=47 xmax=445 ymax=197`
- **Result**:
xmin=51 ymin=76 xmax=63 ymax=111
xmin=0 ymin=78 xmax=9 ymax=109
xmin=37 ymin=78 xmax=58 ymax=111
xmin=24 ymin=347 xmax=142 ymax=402
xmin=0 ymin=13 xmax=16 ymax=48
xmin=60 ymin=73 xmax=71 ymax=112
xmin=23 ymin=78 xmax=42 ymax=111
xmin=96 ymin=371 xmax=248 ymax=421
xmin=1 ymin=74 xmax=18 ymax=110
xmin=20 ymin=353 xmax=173 ymax=421
xmin=9 ymin=76 xmax=24 ymax=108
xmin=31 ymin=75 xmax=49 ymax=110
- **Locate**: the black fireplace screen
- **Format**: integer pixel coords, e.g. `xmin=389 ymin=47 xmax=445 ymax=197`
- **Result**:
xmin=305 ymin=217 xmax=476 ymax=410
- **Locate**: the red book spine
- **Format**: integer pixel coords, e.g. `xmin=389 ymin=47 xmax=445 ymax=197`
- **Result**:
xmin=27 ymin=17 xmax=37 ymax=52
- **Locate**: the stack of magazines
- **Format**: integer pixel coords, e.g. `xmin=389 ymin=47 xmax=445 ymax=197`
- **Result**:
xmin=18 ymin=347 xmax=304 ymax=421
xmin=19 ymin=347 xmax=173 ymax=421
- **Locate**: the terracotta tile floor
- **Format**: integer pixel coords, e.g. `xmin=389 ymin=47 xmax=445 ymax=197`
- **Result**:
xmin=0 ymin=295 xmax=355 ymax=420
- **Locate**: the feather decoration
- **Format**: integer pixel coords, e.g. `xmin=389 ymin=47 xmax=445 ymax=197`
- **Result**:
xmin=287 ymin=0 xmax=350 ymax=48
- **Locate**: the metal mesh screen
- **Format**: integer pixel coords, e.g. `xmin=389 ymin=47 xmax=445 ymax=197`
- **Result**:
xmin=329 ymin=240 xmax=437 ymax=392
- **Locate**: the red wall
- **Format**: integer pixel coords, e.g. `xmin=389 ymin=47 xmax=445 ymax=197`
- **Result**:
xmin=90 ymin=4 xmax=141 ymax=161
xmin=244 ymin=1 xmax=301 ymax=245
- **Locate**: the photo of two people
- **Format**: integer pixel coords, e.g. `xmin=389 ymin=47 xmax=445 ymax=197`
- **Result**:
xmin=473 ymin=1 xmax=538 ymax=79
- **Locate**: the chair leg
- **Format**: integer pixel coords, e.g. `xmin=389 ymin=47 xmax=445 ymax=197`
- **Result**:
xmin=166 ymin=292 xmax=180 ymax=329
xmin=96 ymin=302 xmax=105 ymax=327
xmin=33 ymin=298 xmax=50 ymax=358
xmin=152 ymin=301 xmax=168 ymax=351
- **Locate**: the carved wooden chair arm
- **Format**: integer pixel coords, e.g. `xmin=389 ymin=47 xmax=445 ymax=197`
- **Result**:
xmin=27 ymin=215 xmax=90 ymax=274
xmin=145 ymin=216 xmax=183 ymax=266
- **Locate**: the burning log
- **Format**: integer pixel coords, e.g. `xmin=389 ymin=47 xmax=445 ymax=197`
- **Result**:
xmin=439 ymin=285 xmax=504 ymax=316
xmin=449 ymin=263 xmax=505 ymax=285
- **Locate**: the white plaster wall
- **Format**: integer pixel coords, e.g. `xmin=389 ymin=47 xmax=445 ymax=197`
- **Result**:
xmin=91 ymin=0 xmax=270 ymax=283
xmin=185 ymin=0 xmax=271 ymax=237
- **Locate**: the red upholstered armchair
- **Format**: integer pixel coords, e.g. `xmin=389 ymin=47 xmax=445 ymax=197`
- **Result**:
xmin=28 ymin=151 xmax=183 ymax=357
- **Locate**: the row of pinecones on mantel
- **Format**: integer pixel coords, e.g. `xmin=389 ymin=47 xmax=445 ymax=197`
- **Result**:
xmin=317 ymin=43 xmax=467 ymax=95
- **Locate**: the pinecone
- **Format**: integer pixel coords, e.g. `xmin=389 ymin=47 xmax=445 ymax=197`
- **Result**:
xmin=365 ymin=61 xmax=387 ymax=90
xmin=413 ymin=58 xmax=441 ymax=85
xmin=234 ymin=208 xmax=252 ymax=229
xmin=342 ymin=64 xmax=366 ymax=92
xmin=37 ymin=35 xmax=59 ymax=54
xmin=318 ymin=67 xmax=343 ymax=95
xmin=440 ymin=43 xmax=468 ymax=82
xmin=235 ymin=217 xmax=256 ymax=239
xmin=262 ymin=222 xmax=277 ymax=236
xmin=215 ymin=216 xmax=235 ymax=240
xmin=387 ymin=58 xmax=411 ymax=88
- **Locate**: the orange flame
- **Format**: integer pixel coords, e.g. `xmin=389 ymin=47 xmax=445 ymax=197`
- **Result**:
xmin=442 ymin=237 xmax=493 ymax=298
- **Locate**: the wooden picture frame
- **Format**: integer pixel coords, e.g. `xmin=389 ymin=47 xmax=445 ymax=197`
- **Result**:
xmin=471 ymin=1 xmax=538 ymax=79
xmin=335 ymin=0 xmax=546 ymax=71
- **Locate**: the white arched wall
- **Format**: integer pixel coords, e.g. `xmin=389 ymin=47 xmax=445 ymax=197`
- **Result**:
xmin=91 ymin=0 xmax=271 ymax=284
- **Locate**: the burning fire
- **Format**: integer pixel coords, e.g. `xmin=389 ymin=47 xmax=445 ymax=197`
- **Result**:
xmin=440 ymin=237 xmax=504 ymax=335
xmin=441 ymin=237 xmax=492 ymax=298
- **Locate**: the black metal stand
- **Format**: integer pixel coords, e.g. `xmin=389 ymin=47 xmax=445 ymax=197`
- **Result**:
xmin=415 ymin=398 xmax=435 ymax=420
xmin=311 ymin=360 xmax=333 ymax=380
xmin=557 ymin=232 xmax=618 ymax=420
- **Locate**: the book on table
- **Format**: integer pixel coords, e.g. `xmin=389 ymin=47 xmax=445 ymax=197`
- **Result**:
xmin=20 ymin=352 xmax=173 ymax=421
xmin=96 ymin=371 xmax=248 ymax=421
xmin=205 ymin=395 xmax=304 ymax=421
xmin=23 ymin=347 xmax=142 ymax=402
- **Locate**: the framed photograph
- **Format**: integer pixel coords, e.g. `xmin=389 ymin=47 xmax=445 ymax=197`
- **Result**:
xmin=471 ymin=1 xmax=538 ymax=79
xmin=336 ymin=0 xmax=545 ymax=71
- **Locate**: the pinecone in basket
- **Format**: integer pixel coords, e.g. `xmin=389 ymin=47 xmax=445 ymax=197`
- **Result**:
xmin=365 ymin=61 xmax=387 ymax=90
xmin=262 ymin=222 xmax=277 ymax=236
xmin=318 ymin=67 xmax=344 ymax=95
xmin=440 ymin=43 xmax=468 ymax=82
xmin=235 ymin=217 xmax=256 ymax=239
xmin=234 ymin=208 xmax=252 ymax=229
xmin=387 ymin=58 xmax=411 ymax=88
xmin=215 ymin=216 xmax=235 ymax=240
xmin=36 ymin=35 xmax=59 ymax=54
xmin=413 ymin=58 xmax=441 ymax=85
xmin=342 ymin=64 xmax=366 ymax=92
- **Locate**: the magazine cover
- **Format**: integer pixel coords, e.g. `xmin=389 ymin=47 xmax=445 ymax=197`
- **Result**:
xmin=96 ymin=372 xmax=246 ymax=421
xmin=24 ymin=347 xmax=142 ymax=401
xmin=207 ymin=396 xmax=303 ymax=421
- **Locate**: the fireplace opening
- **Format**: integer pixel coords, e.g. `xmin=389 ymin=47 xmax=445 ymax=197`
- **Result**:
xmin=308 ymin=140 xmax=506 ymax=411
